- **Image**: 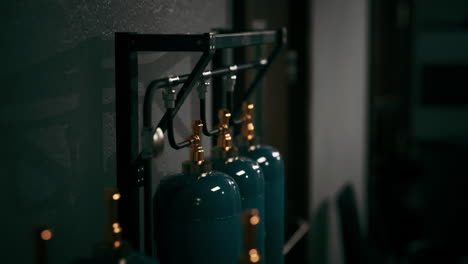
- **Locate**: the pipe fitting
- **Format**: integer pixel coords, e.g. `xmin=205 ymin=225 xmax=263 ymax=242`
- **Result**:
xmin=197 ymin=77 xmax=210 ymax=99
xmin=163 ymin=76 xmax=178 ymax=109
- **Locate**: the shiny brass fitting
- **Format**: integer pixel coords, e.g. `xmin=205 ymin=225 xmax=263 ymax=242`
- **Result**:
xmin=241 ymin=102 xmax=256 ymax=142
xmin=217 ymin=109 xmax=233 ymax=151
xmin=188 ymin=120 xmax=204 ymax=164
xmin=183 ymin=120 xmax=212 ymax=174
xmin=212 ymin=109 xmax=238 ymax=159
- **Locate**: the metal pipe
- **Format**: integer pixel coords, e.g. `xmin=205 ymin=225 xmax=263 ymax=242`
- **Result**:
xmin=214 ymin=30 xmax=278 ymax=49
xmin=144 ymin=59 xmax=268 ymax=132
xmin=200 ymin=98 xmax=220 ymax=136
xmin=167 ymin=108 xmax=191 ymax=149
xmin=225 ymin=74 xmax=244 ymax=125
xmin=146 ymin=60 xmax=267 ymax=105
xmin=207 ymin=59 xmax=268 ymax=78
xmin=155 ymin=49 xmax=215 ymax=131
xmin=143 ymin=81 xmax=166 ymax=126
xmin=132 ymin=30 xmax=278 ymax=51
xmin=227 ymin=90 xmax=234 ymax=114
xmin=145 ymin=58 xmax=267 ymax=139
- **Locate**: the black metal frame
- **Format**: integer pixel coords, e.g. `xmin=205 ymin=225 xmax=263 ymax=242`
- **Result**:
xmin=114 ymin=28 xmax=286 ymax=256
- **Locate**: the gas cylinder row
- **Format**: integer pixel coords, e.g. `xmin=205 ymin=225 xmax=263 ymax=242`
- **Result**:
xmin=153 ymin=102 xmax=285 ymax=264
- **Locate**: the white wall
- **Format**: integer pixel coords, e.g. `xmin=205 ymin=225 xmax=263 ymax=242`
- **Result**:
xmin=308 ymin=0 xmax=368 ymax=263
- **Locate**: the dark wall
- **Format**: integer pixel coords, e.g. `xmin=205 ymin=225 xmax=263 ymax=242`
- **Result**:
xmin=0 ymin=1 xmax=230 ymax=263
xmin=368 ymin=0 xmax=468 ymax=261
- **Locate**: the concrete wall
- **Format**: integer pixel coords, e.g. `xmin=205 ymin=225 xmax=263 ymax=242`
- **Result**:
xmin=308 ymin=0 xmax=369 ymax=263
xmin=0 ymin=1 xmax=230 ymax=263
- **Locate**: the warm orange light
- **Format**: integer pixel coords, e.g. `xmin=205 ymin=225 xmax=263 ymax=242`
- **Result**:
xmin=249 ymin=249 xmax=260 ymax=263
xmin=114 ymin=240 xmax=121 ymax=248
xmin=249 ymin=215 xmax=260 ymax=226
xmin=113 ymin=227 xmax=122 ymax=234
xmin=112 ymin=193 xmax=121 ymax=200
xmin=250 ymin=255 xmax=260 ymax=263
xmin=112 ymin=222 xmax=120 ymax=229
xmin=247 ymin=104 xmax=254 ymax=110
xmin=40 ymin=229 xmax=53 ymax=241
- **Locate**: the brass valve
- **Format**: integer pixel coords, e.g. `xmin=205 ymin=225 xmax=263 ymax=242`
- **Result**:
xmin=188 ymin=120 xmax=205 ymax=164
xmin=183 ymin=120 xmax=211 ymax=174
xmin=240 ymin=102 xmax=256 ymax=142
xmin=217 ymin=109 xmax=233 ymax=151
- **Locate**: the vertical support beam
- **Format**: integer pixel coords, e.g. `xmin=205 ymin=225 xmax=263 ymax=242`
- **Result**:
xmin=143 ymin=155 xmax=153 ymax=256
xmin=115 ymin=32 xmax=140 ymax=250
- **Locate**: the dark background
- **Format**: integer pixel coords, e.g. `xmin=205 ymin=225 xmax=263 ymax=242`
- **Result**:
xmin=2 ymin=0 xmax=468 ymax=263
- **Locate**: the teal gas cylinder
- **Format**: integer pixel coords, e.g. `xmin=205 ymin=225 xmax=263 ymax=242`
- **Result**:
xmin=153 ymin=120 xmax=242 ymax=264
xmin=211 ymin=109 xmax=265 ymax=262
xmin=237 ymin=103 xmax=285 ymax=264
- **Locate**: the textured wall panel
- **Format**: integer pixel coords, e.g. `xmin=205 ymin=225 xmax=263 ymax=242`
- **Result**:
xmin=0 ymin=1 xmax=230 ymax=263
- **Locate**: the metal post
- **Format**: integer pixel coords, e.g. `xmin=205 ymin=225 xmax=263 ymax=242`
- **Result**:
xmin=115 ymin=32 xmax=141 ymax=251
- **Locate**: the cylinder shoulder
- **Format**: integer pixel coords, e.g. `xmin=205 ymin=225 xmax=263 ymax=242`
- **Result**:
xmin=180 ymin=171 xmax=242 ymax=219
xmin=222 ymin=157 xmax=264 ymax=182
xmin=191 ymin=171 xmax=241 ymax=198
xmin=241 ymin=144 xmax=283 ymax=164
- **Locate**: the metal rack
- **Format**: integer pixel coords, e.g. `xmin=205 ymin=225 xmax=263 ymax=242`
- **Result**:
xmin=114 ymin=28 xmax=286 ymax=256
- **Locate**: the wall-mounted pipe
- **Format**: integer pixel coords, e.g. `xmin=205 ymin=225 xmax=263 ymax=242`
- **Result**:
xmin=143 ymin=59 xmax=270 ymax=151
